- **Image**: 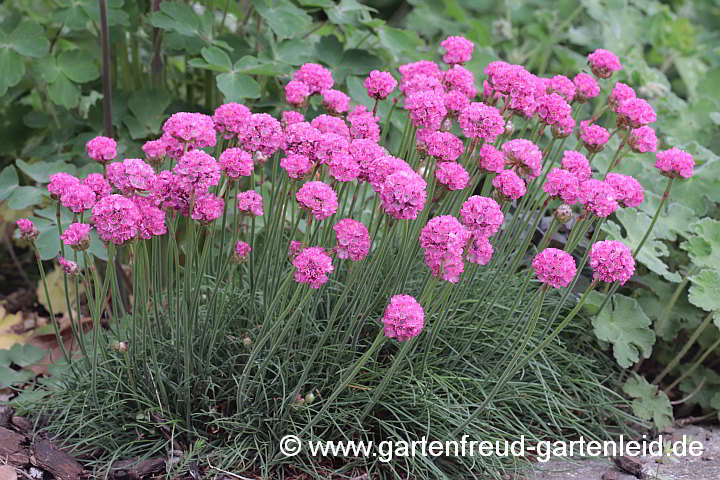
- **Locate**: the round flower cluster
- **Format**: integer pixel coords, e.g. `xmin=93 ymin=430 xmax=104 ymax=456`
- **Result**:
xmin=232 ymin=241 xmax=251 ymax=264
xmin=82 ymin=173 xmax=111 ymax=199
xmin=236 ymin=191 xmax=264 ymax=217
xmin=419 ymin=215 xmax=471 ymax=283
xmin=378 ymin=170 xmax=427 ymax=220
xmin=628 ymin=126 xmax=657 ymax=154
xmin=282 ymin=110 xmax=304 ymax=127
xmin=536 ymin=93 xmax=572 ymax=126
xmin=367 ymin=155 xmax=412 ymax=192
xmin=292 ymin=63 xmax=334 ymax=93
xmin=404 ymin=90 xmax=447 ymax=130
xmin=16 ymin=218 xmax=38 ymax=240
xmin=458 ymin=103 xmax=505 ymax=142
xmin=333 ymin=219 xmax=371 ymax=261
xmin=467 ymin=234 xmax=493 ymax=265
xmin=213 ymin=102 xmax=251 ymax=139
xmin=609 ymin=82 xmax=636 ymax=110
xmin=364 ymin=70 xmax=397 ymax=100
xmin=435 ymin=162 xmax=469 ymax=191
xmin=58 ymin=257 xmax=79 ymax=277
xmin=329 ymin=153 xmax=361 ymax=182
xmin=547 ymin=75 xmax=576 ymax=103
xmin=440 ymin=36 xmax=473 ymax=65
xmin=108 ymin=158 xmax=155 ymax=193
xmin=61 ymin=223 xmax=91 ymax=250
xmin=60 ymin=184 xmax=96 ymax=213
xmin=141 ymin=138 xmax=167 ymax=165
xmin=615 ymin=98 xmax=656 ymax=129
xmin=443 ymin=66 xmax=476 ymax=98
xmin=350 ymin=139 xmax=388 ymax=182
xmin=578 ymin=121 xmax=610 ymax=153
xmin=132 ymin=196 xmax=167 ymax=239
xmin=532 ymin=248 xmax=577 ymax=288
xmin=173 ymin=150 xmax=222 ymax=190
xmin=285 ymin=80 xmax=311 ymax=107
xmin=48 ymin=172 xmax=79 ymax=199
xmin=502 ymin=139 xmax=543 ymax=179
xmin=459 ymin=196 xmax=504 ymax=238
xmin=241 ymin=113 xmax=285 ymax=156
xmin=292 ymin=246 xmax=333 ymax=288
xmin=476 ymin=144 xmax=505 ymax=173
xmin=655 ymin=148 xmax=694 ymax=179
xmin=382 ymin=295 xmax=424 ymax=341
xmin=296 ymin=181 xmax=338 ymax=220
xmin=285 ymin=121 xmax=321 ymax=157
xmin=561 ymin=151 xmax=592 ymax=181
xmin=578 ymin=179 xmax=618 ymax=217
xmin=162 ymin=112 xmax=216 ymax=148
xmin=605 ymin=173 xmax=645 ymax=208
xmin=443 ymin=90 xmax=470 ymax=115
xmin=322 ymin=89 xmax=350 ymax=114
xmin=192 ymin=194 xmax=225 ymax=224
xmin=492 ymin=170 xmax=526 ymax=200
xmin=86 ymin=136 xmax=117 ymax=163
xmin=348 ymin=105 xmax=380 ymax=142
xmin=544 ymin=168 xmax=580 ymax=205
xmin=280 ymin=153 xmax=313 ymax=179
xmin=219 ymin=148 xmax=253 ymax=180
xmin=587 ymin=49 xmax=623 ymax=78
xmin=92 ymin=194 xmax=142 ymax=245
xmin=426 ymin=131 xmax=464 ymax=162
xmin=589 ymin=240 xmax=635 ymax=285
xmin=572 ymin=73 xmax=600 ymax=102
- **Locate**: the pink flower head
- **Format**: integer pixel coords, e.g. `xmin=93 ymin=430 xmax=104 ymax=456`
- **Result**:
xmin=367 ymin=155 xmax=412 ymax=191
xmin=48 ymin=172 xmax=79 ymax=200
xmin=458 ymin=103 xmax=504 ymax=142
xmin=486 ymin=63 xmax=536 ymax=100
xmin=459 ymin=196 xmax=504 ymax=237
xmin=92 ymin=194 xmax=141 ymax=245
xmin=213 ymin=102 xmax=252 ymax=139
xmin=414 ymin=128 xmax=434 ymax=156
xmin=162 ymin=112 xmax=216 ymax=148
xmin=57 ymin=256 xmax=79 ymax=277
xmin=159 ymin=134 xmax=186 ymax=159
xmin=350 ymin=139 xmax=388 ymax=182
xmin=492 ymin=170 xmax=526 ymax=201
xmin=61 ymin=222 xmax=91 ymax=250
xmin=321 ymin=89 xmax=350 ymax=114
xmin=544 ymin=168 xmax=580 ymax=205
xmin=551 ymin=115 xmax=575 ymax=139
xmin=435 ymin=162 xmax=469 ymax=191
xmin=578 ymin=121 xmax=610 ymax=153
xmin=311 ymin=114 xmax=350 ymax=138
xmin=285 ymin=80 xmax=311 ymax=107
xmin=536 ymin=93 xmax=572 ymax=126
xmin=173 ymin=150 xmax=221 ymax=190
xmin=107 ymin=158 xmax=155 ymax=193
xmin=82 ymin=173 xmax=111 ymax=199
xmin=379 ymin=170 xmax=427 ymax=220
xmin=131 ymin=196 xmax=167 ymax=239
xmin=578 ymin=179 xmax=618 ymax=217
xmin=313 ymin=133 xmax=349 ymax=166
xmin=443 ymin=90 xmax=471 ymax=115
xmin=440 ymin=36 xmax=473 ymax=65
xmin=148 ymin=171 xmax=191 ymax=214
xmin=60 ymin=184 xmax=96 ymax=213
xmin=399 ymin=61 xmax=442 ymax=83
xmin=292 ymin=246 xmax=333 ymax=288
xmin=192 ymin=193 xmax=224 ymax=224
xmin=241 ymin=113 xmax=285 ymax=156
xmin=329 ymin=153 xmax=360 ymax=182
xmin=426 ymin=131 xmax=464 ymax=162
xmin=364 ymin=70 xmax=397 ymax=100
xmin=589 ymin=240 xmax=635 ymax=284
xmin=296 ymin=181 xmax=338 ymax=220
xmin=572 ymin=73 xmax=600 ymax=102
xmin=561 ymin=151 xmax=592 ymax=182
xmin=404 ymin=90 xmax=447 ymax=130
xmin=502 ymin=139 xmax=543 ymax=179
xmin=588 ymin=49 xmax=623 ymax=79
xmin=281 ymin=153 xmax=313 ymax=180
xmin=86 ymin=136 xmax=117 ymax=163
xmin=609 ymin=82 xmax=636 ymax=111
xmin=655 ymin=148 xmax=694 ymax=179
xmin=476 ymin=144 xmax=505 ymax=173
xmin=232 ymin=241 xmax=251 ymax=264
xmin=236 ymin=190 xmax=264 ymax=217
xmin=293 ymin=63 xmax=333 ymax=94
xmin=382 ymin=294 xmax=424 ymax=341
xmin=616 ymin=98 xmax=656 ymax=128
xmin=219 ymin=148 xmax=253 ymax=180
xmin=141 ymin=139 xmax=167 ymax=165
xmin=605 ymin=173 xmax=644 ymax=208
xmin=282 ymin=110 xmax=305 ymax=127
xmin=348 ymin=105 xmax=381 ymax=141
xmin=443 ymin=65 xmax=476 ymax=98
xmin=419 ymin=215 xmax=471 ymax=283
xmin=467 ymin=233 xmax=493 ymax=265
xmin=400 ymin=74 xmax=445 ymax=96
xmin=284 ymin=121 xmax=321 ymax=157
xmin=16 ymin=218 xmax=38 ymax=240
xmin=288 ymin=240 xmax=304 ymax=259
xmin=532 ymin=248 xmax=577 ymax=288
xmin=628 ymin=126 xmax=657 ymax=154
xmin=333 ymin=218 xmax=371 ymax=261
xmin=547 ymin=75 xmax=576 ymax=103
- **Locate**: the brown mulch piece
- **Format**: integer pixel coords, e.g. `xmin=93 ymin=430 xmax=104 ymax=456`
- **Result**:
xmin=612 ymin=455 xmax=647 ymax=479
xmin=110 ymin=458 xmax=166 ymax=479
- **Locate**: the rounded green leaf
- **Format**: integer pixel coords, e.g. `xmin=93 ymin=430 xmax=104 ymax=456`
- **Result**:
xmin=688 ymin=269 xmax=720 ymax=312
xmin=57 ymin=50 xmax=100 ymax=84
xmin=217 ymin=71 xmax=261 ymax=101
xmin=8 ymin=22 xmax=50 ymax=58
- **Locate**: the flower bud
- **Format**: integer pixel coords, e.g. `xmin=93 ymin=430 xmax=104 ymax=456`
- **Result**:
xmin=110 ymin=341 xmax=129 ymax=353
xmin=231 ymin=241 xmax=252 ymax=264
xmin=553 ymin=204 xmax=573 ymax=224
xmin=57 ymin=256 xmax=79 ymax=277
xmin=304 ymin=392 xmax=315 ymax=404
xmin=253 ymin=151 xmax=269 ymax=165
xmin=242 ymin=336 xmax=252 ymax=348
xmin=16 ymin=218 xmax=38 ymax=241
xmin=504 ymin=120 xmax=514 ymax=136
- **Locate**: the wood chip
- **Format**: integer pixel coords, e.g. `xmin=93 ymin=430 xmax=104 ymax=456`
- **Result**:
xmin=111 ymin=458 xmax=166 ymax=479
xmin=30 ymin=439 xmax=84 ymax=480
xmin=0 ymin=426 xmax=30 ymax=465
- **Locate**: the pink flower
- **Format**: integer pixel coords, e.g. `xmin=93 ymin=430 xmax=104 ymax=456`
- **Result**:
xmin=16 ymin=218 xmax=38 ymax=240
xmin=426 ymin=131 xmax=464 ymax=162
xmin=232 ymin=241 xmax=252 ymax=264
xmin=241 ymin=113 xmax=285 ymax=156
xmin=485 ymin=62 xmax=536 ymax=99
xmin=628 ymin=126 xmax=657 ymax=153
xmin=440 ymin=36 xmax=473 ymax=65
xmin=292 ymin=246 xmax=333 ymax=288
xmin=609 ymin=82 xmax=636 ymax=111
xmin=348 ymin=105 xmax=380 ymax=141
xmin=458 ymin=103 xmax=504 ymax=142
xmin=213 ymin=102 xmax=252 ymax=139
xmin=476 ymin=144 xmax=504 ymax=173
xmin=588 ymin=49 xmax=622 ymax=78
xmin=435 ymin=162 xmax=469 ymax=191
xmin=578 ymin=121 xmax=610 ymax=153
xmin=282 ymin=110 xmax=305 ymax=127
xmin=236 ymin=190 xmax=264 ymax=217
xmin=192 ymin=193 xmax=224 ymax=224
xmin=60 ymin=184 xmax=96 ymax=213
xmin=48 ymin=172 xmax=79 ymax=200
xmin=281 ymin=153 xmax=313 ymax=179
xmin=173 ymin=150 xmax=221 ymax=190
xmin=162 ymin=112 xmax=216 ymax=148
xmin=605 ymin=173 xmax=644 ymax=208
xmin=399 ymin=61 xmax=442 ymax=83
xmin=551 ymin=115 xmax=575 ymax=139
xmin=293 ymin=63 xmax=334 ymax=93
xmin=132 ymin=196 xmax=167 ymax=239
xmin=492 ymin=170 xmax=526 ymax=200
xmin=148 ymin=171 xmax=192 ymax=214
xmin=367 ymin=155 xmax=411 ymax=191
xmin=544 ymin=169 xmax=580 ymax=205
xmin=578 ymin=179 xmax=618 ymax=217
xmin=443 ymin=90 xmax=470 ymax=115
xmin=296 ymin=181 xmax=338 ymax=220
xmin=547 ymin=75 xmax=576 ymax=102
xmin=321 ymin=89 xmax=350 ymax=114
xmin=82 ymin=173 xmax=111 ymax=199
xmin=285 ymin=80 xmax=311 ymax=107
xmin=655 ymin=148 xmax=694 ymax=179
xmin=350 ymin=139 xmax=388 ymax=182
xmin=141 ymin=139 xmax=167 ymax=165
xmin=313 ymin=132 xmax=349 ymax=165
xmin=288 ymin=240 xmax=304 ymax=259
xmin=92 ymin=194 xmax=141 ymax=245
xmin=159 ymin=134 xmax=186 ymax=159
xmin=415 ymin=128 xmax=435 ymax=155
xmin=61 ymin=223 xmax=91 ymax=250
xmin=400 ymin=74 xmax=445 ymax=96
xmin=86 ymin=136 xmax=117 ymax=163
xmin=467 ymin=233 xmax=493 ymax=265
xmin=329 ymin=153 xmax=360 ymax=182
xmin=107 ymin=158 xmax=155 ymax=193
xmin=333 ymin=218 xmax=371 ymax=261
xmin=311 ymin=114 xmax=350 ymax=138
xmin=460 ymin=196 xmax=504 ymax=237
xmin=57 ymin=256 xmax=79 ymax=277
xmin=364 ymin=70 xmax=397 ymax=100
xmin=572 ymin=73 xmax=600 ymax=102
xmin=404 ymin=90 xmax=447 ymax=130
xmin=379 ymin=170 xmax=427 ymax=220
xmin=561 ymin=151 xmax=592 ymax=182
xmin=589 ymin=240 xmax=635 ymax=284
xmin=219 ymin=148 xmax=253 ymax=180
xmin=536 ymin=93 xmax=572 ymax=126
xmin=419 ymin=215 xmax=471 ymax=283
xmin=502 ymin=139 xmax=544 ymax=179
xmin=285 ymin=121 xmax=321 ymax=157
xmin=443 ymin=65 xmax=476 ymax=98
xmin=382 ymin=294 xmax=424 ymax=341
xmin=616 ymin=98 xmax=656 ymax=128
xmin=533 ymin=248 xmax=577 ymax=288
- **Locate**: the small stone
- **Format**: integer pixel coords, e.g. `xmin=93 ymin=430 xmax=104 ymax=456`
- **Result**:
xmin=602 ymin=471 xmax=620 ymax=480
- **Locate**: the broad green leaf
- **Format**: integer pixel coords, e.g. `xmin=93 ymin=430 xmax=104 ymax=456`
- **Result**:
xmin=677 ymin=365 xmax=720 ymax=410
xmin=0 ymin=49 xmax=26 ymax=96
xmin=217 ymin=63 xmax=262 ymax=101
xmin=232 ymin=56 xmax=290 ymax=76
xmin=377 ymin=27 xmax=423 ymax=57
xmin=688 ymin=269 xmax=720 ymax=312
xmin=332 ymin=49 xmax=383 ymax=81
xmin=314 ymin=35 xmax=344 ymax=67
xmin=252 ymin=0 xmax=313 ymax=39
xmin=590 ymin=293 xmax=655 ymax=368
xmin=274 ymin=39 xmax=318 ymax=66
xmin=6 ymin=343 xmax=45 ymax=367
xmin=7 ymin=186 xmax=46 ymax=210
xmin=635 ymin=273 xmax=703 ymax=341
xmin=0 ymin=366 xmax=33 ymax=388
xmin=325 ymin=0 xmax=375 ymax=25
xmin=200 ymin=46 xmax=232 ymax=72
xmin=0 ymin=165 xmax=19 ymax=201
xmin=48 ymin=74 xmax=81 ymax=109
xmin=623 ymin=374 xmax=673 ymax=430
xmin=681 ymin=218 xmax=720 ymax=271
xmin=8 ymin=22 xmax=50 ymax=58
xmin=57 ymin=50 xmax=100 ymax=83
xmin=149 ymin=1 xmax=201 ymax=37
xmin=16 ymin=159 xmax=76 ymax=183
xmin=124 ymin=89 xmax=172 ymax=139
